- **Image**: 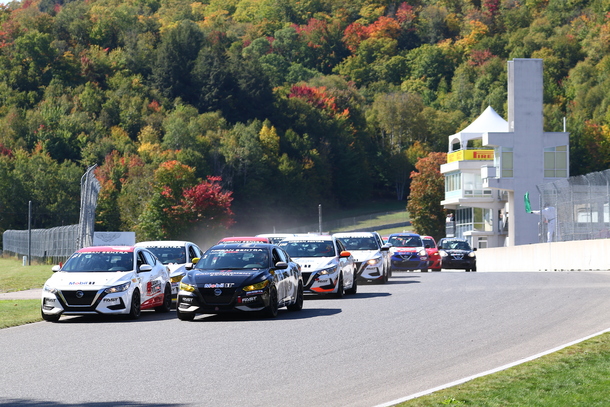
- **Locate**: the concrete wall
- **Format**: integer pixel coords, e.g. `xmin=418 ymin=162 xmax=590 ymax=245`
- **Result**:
xmin=477 ymin=239 xmax=610 ymax=272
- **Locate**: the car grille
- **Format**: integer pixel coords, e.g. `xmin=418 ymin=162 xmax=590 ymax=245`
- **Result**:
xmin=199 ymin=287 xmax=237 ymax=305
xmin=301 ymin=272 xmax=312 ymax=284
xmin=61 ymin=290 xmax=99 ymax=306
xmin=450 ymin=253 xmax=465 ymax=260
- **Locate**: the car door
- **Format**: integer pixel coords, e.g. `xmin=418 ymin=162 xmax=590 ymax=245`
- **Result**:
xmin=335 ymin=239 xmax=354 ymax=288
xmin=271 ymin=248 xmax=288 ymax=303
xmin=137 ymin=249 xmax=162 ymax=304
xmin=275 ymin=247 xmax=297 ymax=303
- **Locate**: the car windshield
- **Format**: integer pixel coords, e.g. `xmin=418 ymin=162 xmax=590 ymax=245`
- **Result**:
xmin=278 ymin=240 xmax=336 ymax=258
xmin=62 ymin=252 xmax=133 ymax=272
xmin=444 ymin=241 xmax=472 ymax=250
xmin=143 ymin=246 xmax=186 ymax=264
xmin=338 ymin=237 xmax=378 ymax=250
xmin=196 ymin=248 xmax=269 ymax=270
xmin=423 ymin=238 xmax=435 ymax=248
xmin=388 ymin=236 xmax=423 ymax=248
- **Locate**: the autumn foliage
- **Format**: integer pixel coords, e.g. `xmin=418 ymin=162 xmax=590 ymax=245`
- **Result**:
xmin=407 ymin=152 xmax=447 ymax=241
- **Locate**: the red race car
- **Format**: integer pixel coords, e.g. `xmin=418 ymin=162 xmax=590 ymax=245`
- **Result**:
xmin=421 ymin=236 xmax=441 ymax=271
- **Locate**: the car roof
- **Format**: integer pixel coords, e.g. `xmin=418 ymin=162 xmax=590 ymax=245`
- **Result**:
xmin=280 ymin=235 xmax=333 ymax=242
xmin=218 ymin=236 xmax=270 ymax=243
xmin=208 ymin=243 xmax=275 ymax=250
xmin=135 ymin=240 xmax=194 ymax=247
xmin=389 ymin=232 xmax=420 ymax=237
xmin=78 ymin=246 xmax=135 ymax=253
xmin=333 ymin=232 xmax=376 ymax=237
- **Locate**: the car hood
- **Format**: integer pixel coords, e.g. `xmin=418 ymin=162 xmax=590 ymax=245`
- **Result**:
xmin=349 ymin=250 xmax=379 ymax=262
xmin=189 ymin=269 xmax=266 ymax=286
xmin=391 ymin=247 xmax=421 ymax=254
xmin=444 ymin=249 xmax=474 ymax=255
xmin=45 ymin=271 xmax=134 ymax=289
xmin=291 ymin=257 xmax=336 ymax=271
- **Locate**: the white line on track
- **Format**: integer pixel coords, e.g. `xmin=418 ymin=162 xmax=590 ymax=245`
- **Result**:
xmin=374 ymin=327 xmax=610 ymax=407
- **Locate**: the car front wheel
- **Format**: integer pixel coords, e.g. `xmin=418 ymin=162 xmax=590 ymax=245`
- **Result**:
xmin=264 ymin=288 xmax=279 ymax=318
xmin=335 ymin=273 xmax=345 ymax=298
xmin=345 ymin=274 xmax=357 ymax=295
xmin=128 ymin=289 xmax=141 ymax=319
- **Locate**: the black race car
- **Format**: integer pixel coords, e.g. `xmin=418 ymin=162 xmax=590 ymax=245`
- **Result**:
xmin=437 ymin=238 xmax=477 ymax=272
xmin=176 ymin=243 xmax=303 ymax=320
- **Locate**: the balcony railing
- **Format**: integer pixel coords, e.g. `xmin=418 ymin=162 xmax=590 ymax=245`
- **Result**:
xmin=447 ymin=149 xmax=494 ymax=163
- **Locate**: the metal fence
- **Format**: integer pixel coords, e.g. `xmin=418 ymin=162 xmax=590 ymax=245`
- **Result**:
xmin=3 ymin=224 xmax=79 ymax=263
xmin=537 ymin=169 xmax=610 ymax=242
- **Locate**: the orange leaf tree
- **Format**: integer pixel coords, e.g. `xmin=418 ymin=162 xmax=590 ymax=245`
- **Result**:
xmin=406 ymin=152 xmax=447 ymax=241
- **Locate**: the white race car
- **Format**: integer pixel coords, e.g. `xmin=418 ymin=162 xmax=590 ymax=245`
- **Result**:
xmin=135 ymin=240 xmax=204 ymax=297
xmin=41 ymin=246 xmax=171 ymax=322
xmin=333 ymin=232 xmax=391 ymax=283
xmin=278 ymin=235 xmax=356 ymax=297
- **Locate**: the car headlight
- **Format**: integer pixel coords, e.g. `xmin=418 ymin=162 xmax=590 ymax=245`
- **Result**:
xmin=367 ymin=257 xmax=382 ymax=266
xmin=439 ymin=250 xmax=448 ymax=257
xmin=418 ymin=249 xmax=427 ymax=258
xmin=468 ymin=252 xmax=476 ymax=258
xmin=170 ymin=273 xmax=185 ymax=283
xmin=43 ymin=284 xmax=58 ymax=294
xmin=104 ymin=281 xmax=131 ymax=294
xmin=243 ymin=280 xmax=270 ymax=292
xmin=180 ymin=281 xmax=196 ymax=292
xmin=317 ymin=265 xmax=338 ymax=275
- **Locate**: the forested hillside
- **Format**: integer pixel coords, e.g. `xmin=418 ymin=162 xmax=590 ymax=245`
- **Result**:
xmin=0 ymin=0 xmax=608 ymax=240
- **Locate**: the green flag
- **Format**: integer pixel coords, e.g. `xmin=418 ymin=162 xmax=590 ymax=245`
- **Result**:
xmin=524 ymin=192 xmax=531 ymax=213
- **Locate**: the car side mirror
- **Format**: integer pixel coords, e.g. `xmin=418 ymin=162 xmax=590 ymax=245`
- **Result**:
xmin=52 ymin=265 xmax=61 ymax=272
xmin=138 ymin=264 xmax=153 ymax=273
xmin=381 ymin=244 xmax=391 ymax=251
xmin=192 ymin=257 xmax=200 ymax=264
xmin=425 ymin=244 xmax=431 ymax=249
xmin=185 ymin=263 xmax=194 ymax=270
xmin=275 ymin=261 xmax=288 ymax=269
xmin=473 ymin=248 xmax=477 ymax=251
xmin=339 ymin=250 xmax=351 ymax=258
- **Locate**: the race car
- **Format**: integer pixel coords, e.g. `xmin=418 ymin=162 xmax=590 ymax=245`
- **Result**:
xmin=278 ymin=235 xmax=357 ymax=297
xmin=41 ymin=246 xmax=172 ymax=322
xmin=333 ymin=231 xmax=391 ymax=283
xmin=135 ymin=240 xmax=204 ymax=298
xmin=387 ymin=233 xmax=429 ymax=272
xmin=176 ymin=243 xmax=303 ymax=320
xmin=421 ymin=236 xmax=442 ymax=271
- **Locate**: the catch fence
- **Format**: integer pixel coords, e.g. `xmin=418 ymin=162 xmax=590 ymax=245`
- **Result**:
xmin=3 ymin=224 xmax=79 ymax=263
xmin=537 ymin=169 xmax=610 ymax=242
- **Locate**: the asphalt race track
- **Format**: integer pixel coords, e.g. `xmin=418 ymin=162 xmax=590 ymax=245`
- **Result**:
xmin=2 ymin=271 xmax=610 ymax=407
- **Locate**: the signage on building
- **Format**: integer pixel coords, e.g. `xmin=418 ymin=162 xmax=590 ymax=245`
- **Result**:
xmin=447 ymin=149 xmax=495 ymax=163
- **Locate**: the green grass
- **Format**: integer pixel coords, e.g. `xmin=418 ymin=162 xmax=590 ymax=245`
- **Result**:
xmin=0 ymin=299 xmax=42 ymax=329
xmin=0 ymin=257 xmax=54 ymax=293
xmin=397 ymin=332 xmax=610 ymax=406
xmin=0 ymin=257 xmax=51 ymax=328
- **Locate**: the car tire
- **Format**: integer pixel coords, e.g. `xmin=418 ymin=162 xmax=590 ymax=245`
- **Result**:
xmin=128 ymin=289 xmax=141 ymax=319
xmin=383 ymin=268 xmax=389 ymax=283
xmin=287 ymin=282 xmax=304 ymax=312
xmin=155 ymin=283 xmax=172 ymax=313
xmin=41 ymin=309 xmax=60 ymax=322
xmin=465 ymin=268 xmax=471 ymax=272
xmin=264 ymin=287 xmax=279 ymax=318
xmin=346 ymin=274 xmax=358 ymax=295
xmin=421 ymin=268 xmax=428 ymax=272
xmin=335 ymin=273 xmax=345 ymax=298
xmin=177 ymin=309 xmax=196 ymax=321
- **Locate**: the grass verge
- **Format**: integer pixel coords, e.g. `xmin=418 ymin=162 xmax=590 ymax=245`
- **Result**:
xmin=0 ymin=257 xmax=53 ymax=293
xmin=396 ymin=332 xmax=610 ymax=406
xmin=0 ymin=299 xmax=42 ymax=328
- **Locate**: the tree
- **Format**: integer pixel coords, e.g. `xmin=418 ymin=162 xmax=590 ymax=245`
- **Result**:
xmin=407 ymin=152 xmax=447 ymax=241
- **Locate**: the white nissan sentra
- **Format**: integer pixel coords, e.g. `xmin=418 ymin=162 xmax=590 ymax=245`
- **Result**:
xmin=135 ymin=240 xmax=203 ymax=298
xmin=41 ymin=246 xmax=171 ymax=322
xmin=278 ymin=235 xmax=356 ymax=298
